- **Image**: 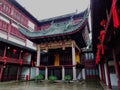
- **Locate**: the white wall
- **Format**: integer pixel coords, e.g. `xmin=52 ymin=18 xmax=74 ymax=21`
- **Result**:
xmin=23 ymin=53 xmax=31 ymax=64
xmin=30 ymin=67 xmax=36 ymax=79
xmin=28 ymin=20 xmax=35 ymax=30
xmin=82 ymin=68 xmax=86 ymax=80
xmin=9 ymin=35 xmax=25 ymax=46
xmin=26 ymin=39 xmax=36 ymax=50
xmin=110 ymin=74 xmax=118 ymax=86
xmin=21 ymin=67 xmax=30 ymax=80
xmin=0 ymin=30 xmax=7 ymax=39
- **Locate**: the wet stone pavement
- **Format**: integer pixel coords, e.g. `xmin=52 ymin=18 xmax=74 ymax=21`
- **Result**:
xmin=0 ymin=80 xmax=104 ymax=90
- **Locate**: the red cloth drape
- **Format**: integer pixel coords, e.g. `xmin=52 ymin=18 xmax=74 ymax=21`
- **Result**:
xmin=100 ymin=30 xmax=105 ymax=55
xmin=112 ymin=0 xmax=119 ymax=28
xmin=95 ymin=44 xmax=101 ymax=64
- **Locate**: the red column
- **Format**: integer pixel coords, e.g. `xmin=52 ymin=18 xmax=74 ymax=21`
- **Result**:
xmin=0 ymin=65 xmax=4 ymax=81
xmin=16 ymin=67 xmax=20 ymax=80
xmin=3 ymin=46 xmax=7 ymax=57
xmin=29 ymin=68 xmax=31 ymax=80
xmin=17 ymin=50 xmax=22 ymax=80
xmin=105 ymin=60 xmax=112 ymax=89
xmin=113 ymin=49 xmax=120 ymax=90
xmin=100 ymin=64 xmax=103 ymax=80
xmin=3 ymin=46 xmax=7 ymax=64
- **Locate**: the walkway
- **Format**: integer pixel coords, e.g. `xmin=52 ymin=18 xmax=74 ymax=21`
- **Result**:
xmin=0 ymin=80 xmax=104 ymax=90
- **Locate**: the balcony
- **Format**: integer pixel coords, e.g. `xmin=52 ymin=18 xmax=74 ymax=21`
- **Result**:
xmin=0 ymin=19 xmax=26 ymax=40
xmin=0 ymin=19 xmax=9 ymax=32
xmin=0 ymin=56 xmax=30 ymax=65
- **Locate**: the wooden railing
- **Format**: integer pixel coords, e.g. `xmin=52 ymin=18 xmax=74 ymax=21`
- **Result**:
xmin=10 ymin=26 xmax=26 ymax=40
xmin=0 ymin=0 xmax=28 ymax=28
xmin=0 ymin=56 xmax=30 ymax=65
xmin=36 ymin=64 xmax=76 ymax=69
xmin=0 ymin=19 xmax=9 ymax=32
xmin=0 ymin=19 xmax=26 ymax=40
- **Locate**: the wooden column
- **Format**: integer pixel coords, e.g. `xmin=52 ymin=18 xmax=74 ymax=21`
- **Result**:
xmin=105 ymin=60 xmax=112 ymax=89
xmin=3 ymin=46 xmax=7 ymax=57
xmin=101 ymin=63 xmax=106 ymax=84
xmin=16 ymin=67 xmax=20 ymax=80
xmin=17 ymin=50 xmax=22 ymax=80
xmin=36 ymin=46 xmax=40 ymax=76
xmin=113 ymin=49 xmax=120 ymax=90
xmin=0 ymin=46 xmax=7 ymax=81
xmin=45 ymin=66 xmax=48 ymax=80
xmin=104 ymin=63 xmax=108 ymax=86
xmin=103 ymin=63 xmax=106 ymax=84
xmin=7 ymin=20 xmax=12 ymax=40
xmin=29 ymin=68 xmax=31 ymax=80
xmin=0 ymin=65 xmax=4 ymax=81
xmin=62 ymin=66 xmax=65 ymax=80
xmin=98 ymin=64 xmax=102 ymax=80
xmin=72 ymin=42 xmax=76 ymax=80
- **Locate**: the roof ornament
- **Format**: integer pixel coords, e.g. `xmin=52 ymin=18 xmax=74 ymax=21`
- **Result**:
xmin=66 ymin=15 xmax=73 ymax=28
xmin=51 ymin=20 xmax=54 ymax=25
xmin=76 ymin=9 xmax=78 ymax=14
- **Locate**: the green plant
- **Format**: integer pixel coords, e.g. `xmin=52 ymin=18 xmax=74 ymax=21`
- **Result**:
xmin=64 ymin=75 xmax=72 ymax=83
xmin=48 ymin=75 xmax=57 ymax=82
xmin=35 ymin=74 xmax=44 ymax=82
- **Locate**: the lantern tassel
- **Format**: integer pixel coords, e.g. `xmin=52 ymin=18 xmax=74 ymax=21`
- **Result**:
xmin=112 ymin=0 xmax=119 ymax=28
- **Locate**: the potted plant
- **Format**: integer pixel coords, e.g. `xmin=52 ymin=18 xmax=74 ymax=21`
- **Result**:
xmin=64 ymin=75 xmax=72 ymax=83
xmin=34 ymin=74 xmax=44 ymax=83
xmin=48 ymin=75 xmax=57 ymax=83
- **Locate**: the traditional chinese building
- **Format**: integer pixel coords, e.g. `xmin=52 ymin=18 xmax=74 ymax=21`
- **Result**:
xmin=0 ymin=0 xmax=96 ymax=83
xmin=0 ymin=0 xmax=38 ymax=81
xmin=18 ymin=8 xmax=92 ymax=80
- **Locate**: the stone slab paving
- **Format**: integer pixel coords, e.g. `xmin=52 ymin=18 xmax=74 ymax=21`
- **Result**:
xmin=0 ymin=80 xmax=104 ymax=90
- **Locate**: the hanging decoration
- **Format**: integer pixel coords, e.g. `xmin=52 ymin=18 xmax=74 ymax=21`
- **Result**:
xmin=24 ymin=52 xmax=29 ymax=57
xmin=100 ymin=19 xmax=106 ymax=28
xmin=100 ymin=30 xmax=105 ymax=55
xmin=95 ymin=30 xmax=105 ymax=64
xmin=13 ymin=49 xmax=17 ymax=54
xmin=112 ymin=0 xmax=119 ymax=28
xmin=95 ymin=44 xmax=101 ymax=64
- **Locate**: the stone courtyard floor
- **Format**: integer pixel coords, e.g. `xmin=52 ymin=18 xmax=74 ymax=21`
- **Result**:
xmin=0 ymin=80 xmax=104 ymax=90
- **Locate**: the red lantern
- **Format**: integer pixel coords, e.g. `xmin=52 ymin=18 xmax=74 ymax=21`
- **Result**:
xmin=24 ymin=52 xmax=29 ymax=57
xmin=100 ymin=20 xmax=106 ymax=28
xmin=13 ymin=49 xmax=17 ymax=54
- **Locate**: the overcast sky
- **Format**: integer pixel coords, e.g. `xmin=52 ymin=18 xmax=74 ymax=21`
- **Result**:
xmin=17 ymin=0 xmax=90 ymax=20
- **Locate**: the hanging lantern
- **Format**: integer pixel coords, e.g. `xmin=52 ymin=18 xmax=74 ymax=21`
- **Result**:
xmin=24 ymin=52 xmax=29 ymax=57
xmin=100 ymin=20 xmax=106 ymax=28
xmin=3 ymin=56 xmax=7 ymax=64
xmin=13 ymin=49 xmax=17 ymax=54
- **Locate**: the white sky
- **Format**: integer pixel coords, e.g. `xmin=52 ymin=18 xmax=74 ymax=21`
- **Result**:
xmin=17 ymin=0 xmax=90 ymax=20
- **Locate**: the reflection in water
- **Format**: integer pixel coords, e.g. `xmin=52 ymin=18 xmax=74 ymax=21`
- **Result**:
xmin=0 ymin=80 xmax=103 ymax=90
